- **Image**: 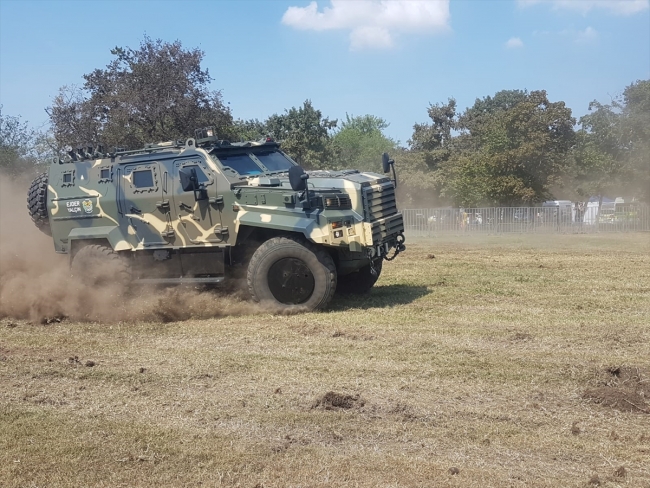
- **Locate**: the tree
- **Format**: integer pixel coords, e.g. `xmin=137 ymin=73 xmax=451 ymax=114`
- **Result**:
xmin=393 ymin=149 xmax=444 ymax=207
xmin=407 ymin=90 xmax=575 ymax=206
xmin=619 ymin=80 xmax=650 ymax=202
xmin=465 ymin=90 xmax=575 ymax=204
xmin=571 ymin=103 xmax=624 ymax=202
xmin=47 ymin=36 xmax=233 ymax=151
xmin=572 ymin=79 xmax=650 ymax=203
xmin=264 ymin=100 xmax=337 ymax=169
xmin=331 ymin=114 xmax=397 ymax=172
xmin=232 ymin=118 xmax=267 ymax=142
xmin=0 ymin=107 xmax=42 ymax=177
xmin=409 ymin=98 xmax=458 ymax=171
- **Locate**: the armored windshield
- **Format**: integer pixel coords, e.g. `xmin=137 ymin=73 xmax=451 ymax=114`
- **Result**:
xmin=210 ymin=148 xmax=295 ymax=176
xmin=215 ymin=153 xmax=262 ymax=175
xmin=254 ymin=151 xmax=294 ymax=172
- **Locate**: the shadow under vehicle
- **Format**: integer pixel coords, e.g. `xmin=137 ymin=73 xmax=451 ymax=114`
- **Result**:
xmin=27 ymin=130 xmax=406 ymax=312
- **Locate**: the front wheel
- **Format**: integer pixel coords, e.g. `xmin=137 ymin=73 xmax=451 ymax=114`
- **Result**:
xmin=246 ymin=236 xmax=337 ymax=311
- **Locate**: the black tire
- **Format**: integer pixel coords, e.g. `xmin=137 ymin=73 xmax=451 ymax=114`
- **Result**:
xmin=27 ymin=172 xmax=51 ymax=236
xmin=71 ymin=244 xmax=131 ymax=288
xmin=247 ymin=236 xmax=336 ymax=311
xmin=336 ymin=259 xmax=382 ymax=295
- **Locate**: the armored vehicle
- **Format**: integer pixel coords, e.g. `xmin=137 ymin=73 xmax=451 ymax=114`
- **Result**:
xmin=27 ymin=130 xmax=405 ymax=311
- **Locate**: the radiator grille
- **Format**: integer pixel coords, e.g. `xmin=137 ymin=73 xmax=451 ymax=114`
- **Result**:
xmin=362 ymin=181 xmax=403 ymax=244
xmin=371 ymin=214 xmax=405 ymax=245
xmin=362 ymin=181 xmax=398 ymax=222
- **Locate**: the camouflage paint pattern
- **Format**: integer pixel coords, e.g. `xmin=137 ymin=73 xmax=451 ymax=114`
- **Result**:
xmin=44 ymin=138 xmax=404 ymax=277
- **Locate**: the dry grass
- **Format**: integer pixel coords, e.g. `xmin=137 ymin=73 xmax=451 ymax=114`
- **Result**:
xmin=1 ymin=233 xmax=649 ymax=487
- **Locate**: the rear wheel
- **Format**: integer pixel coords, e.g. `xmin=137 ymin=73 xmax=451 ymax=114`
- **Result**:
xmin=27 ymin=172 xmax=51 ymax=236
xmin=71 ymin=244 xmax=131 ymax=288
xmin=247 ymin=236 xmax=336 ymax=311
xmin=336 ymin=259 xmax=382 ymax=295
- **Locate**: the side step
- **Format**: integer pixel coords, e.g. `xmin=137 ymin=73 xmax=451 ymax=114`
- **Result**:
xmin=133 ymin=277 xmax=225 ymax=285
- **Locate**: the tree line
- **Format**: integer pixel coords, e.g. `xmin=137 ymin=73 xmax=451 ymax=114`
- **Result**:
xmin=1 ymin=37 xmax=648 ymax=206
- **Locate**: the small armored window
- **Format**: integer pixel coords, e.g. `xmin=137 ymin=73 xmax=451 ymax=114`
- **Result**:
xmin=61 ymin=170 xmax=76 ymax=187
xmin=98 ymin=165 xmax=114 ymax=183
xmin=133 ymin=169 xmax=154 ymax=188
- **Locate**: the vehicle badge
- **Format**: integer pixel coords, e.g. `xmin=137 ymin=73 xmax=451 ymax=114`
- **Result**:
xmin=82 ymin=199 xmax=93 ymax=214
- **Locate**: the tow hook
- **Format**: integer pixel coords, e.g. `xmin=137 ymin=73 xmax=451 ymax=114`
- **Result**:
xmin=384 ymin=233 xmax=406 ymax=262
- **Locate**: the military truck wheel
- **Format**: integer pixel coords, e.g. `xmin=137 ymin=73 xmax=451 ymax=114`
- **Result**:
xmin=71 ymin=244 xmax=131 ymax=288
xmin=27 ymin=172 xmax=51 ymax=236
xmin=247 ymin=236 xmax=336 ymax=311
xmin=336 ymin=259 xmax=382 ymax=294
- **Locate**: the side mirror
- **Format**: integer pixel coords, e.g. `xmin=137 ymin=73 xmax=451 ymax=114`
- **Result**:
xmin=382 ymin=152 xmax=394 ymax=173
xmin=381 ymin=152 xmax=398 ymax=189
xmin=179 ymin=167 xmax=198 ymax=192
xmin=288 ymin=165 xmax=309 ymax=192
xmin=179 ymin=167 xmax=207 ymax=201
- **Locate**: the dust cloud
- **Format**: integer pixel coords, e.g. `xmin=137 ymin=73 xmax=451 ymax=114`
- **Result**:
xmin=0 ymin=173 xmax=261 ymax=323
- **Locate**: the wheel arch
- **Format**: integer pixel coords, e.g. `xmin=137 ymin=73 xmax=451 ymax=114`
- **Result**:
xmin=68 ymin=226 xmax=131 ymax=262
xmin=235 ymin=212 xmax=325 ymax=244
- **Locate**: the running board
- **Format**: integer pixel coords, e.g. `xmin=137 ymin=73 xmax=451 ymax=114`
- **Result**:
xmin=133 ymin=277 xmax=224 ymax=285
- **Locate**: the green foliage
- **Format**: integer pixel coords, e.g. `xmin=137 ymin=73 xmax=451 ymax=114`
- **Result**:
xmin=406 ymin=90 xmax=575 ymax=206
xmin=231 ymin=119 xmax=267 ymax=142
xmin=264 ymin=100 xmax=337 ymax=169
xmin=47 ymin=36 xmax=233 ymax=151
xmin=620 ymin=80 xmax=650 ymax=202
xmin=573 ymin=79 xmax=650 ymax=203
xmin=331 ymin=114 xmax=397 ymax=172
xmin=469 ymin=90 xmax=575 ymax=204
xmin=0 ymin=107 xmax=44 ymax=177
xmin=409 ymin=99 xmax=457 ymax=172
xmin=393 ymin=150 xmax=443 ymax=207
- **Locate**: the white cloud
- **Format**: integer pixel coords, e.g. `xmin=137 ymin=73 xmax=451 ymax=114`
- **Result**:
xmin=282 ymin=0 xmax=451 ymax=50
xmin=533 ymin=26 xmax=599 ymax=44
xmin=505 ymin=37 xmax=524 ymax=48
xmin=575 ymin=26 xmax=598 ymax=43
xmin=517 ymin=0 xmax=649 ymax=15
xmin=350 ymin=26 xmax=394 ymax=50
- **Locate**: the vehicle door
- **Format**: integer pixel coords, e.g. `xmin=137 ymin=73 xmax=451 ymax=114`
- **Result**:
xmin=119 ymin=162 xmax=173 ymax=247
xmin=170 ymin=158 xmax=226 ymax=245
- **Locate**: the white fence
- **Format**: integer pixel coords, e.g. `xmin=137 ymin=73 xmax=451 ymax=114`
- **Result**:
xmin=402 ymin=205 xmax=650 ymax=236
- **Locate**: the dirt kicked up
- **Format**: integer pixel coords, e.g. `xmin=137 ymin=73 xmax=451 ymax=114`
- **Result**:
xmin=0 ymin=173 xmax=264 ymax=323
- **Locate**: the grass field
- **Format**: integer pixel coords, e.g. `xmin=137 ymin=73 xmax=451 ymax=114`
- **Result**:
xmin=1 ymin=233 xmax=649 ymax=487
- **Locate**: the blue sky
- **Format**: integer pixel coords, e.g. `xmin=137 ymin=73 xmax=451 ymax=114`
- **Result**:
xmin=1 ymin=0 xmax=648 ymax=146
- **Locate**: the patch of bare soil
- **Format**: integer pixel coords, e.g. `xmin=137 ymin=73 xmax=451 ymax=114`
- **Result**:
xmin=312 ymin=391 xmax=365 ymax=410
xmin=583 ymin=366 xmax=650 ymax=414
xmin=510 ymin=332 xmax=534 ymax=342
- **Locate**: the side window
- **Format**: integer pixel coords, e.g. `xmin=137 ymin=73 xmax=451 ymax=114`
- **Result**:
xmin=124 ymin=163 xmax=159 ymax=195
xmin=183 ymin=165 xmax=209 ymax=185
xmin=61 ymin=169 xmax=75 ymax=187
xmin=174 ymin=159 xmax=214 ymax=190
xmin=98 ymin=165 xmax=113 ymax=183
xmin=133 ymin=169 xmax=154 ymax=188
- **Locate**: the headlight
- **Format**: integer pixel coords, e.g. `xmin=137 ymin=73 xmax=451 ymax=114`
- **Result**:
xmin=323 ymin=194 xmax=351 ymax=210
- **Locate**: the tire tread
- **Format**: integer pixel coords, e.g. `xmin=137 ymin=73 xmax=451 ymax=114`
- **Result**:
xmin=247 ymin=236 xmax=336 ymax=310
xmin=27 ymin=172 xmax=51 ymax=236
